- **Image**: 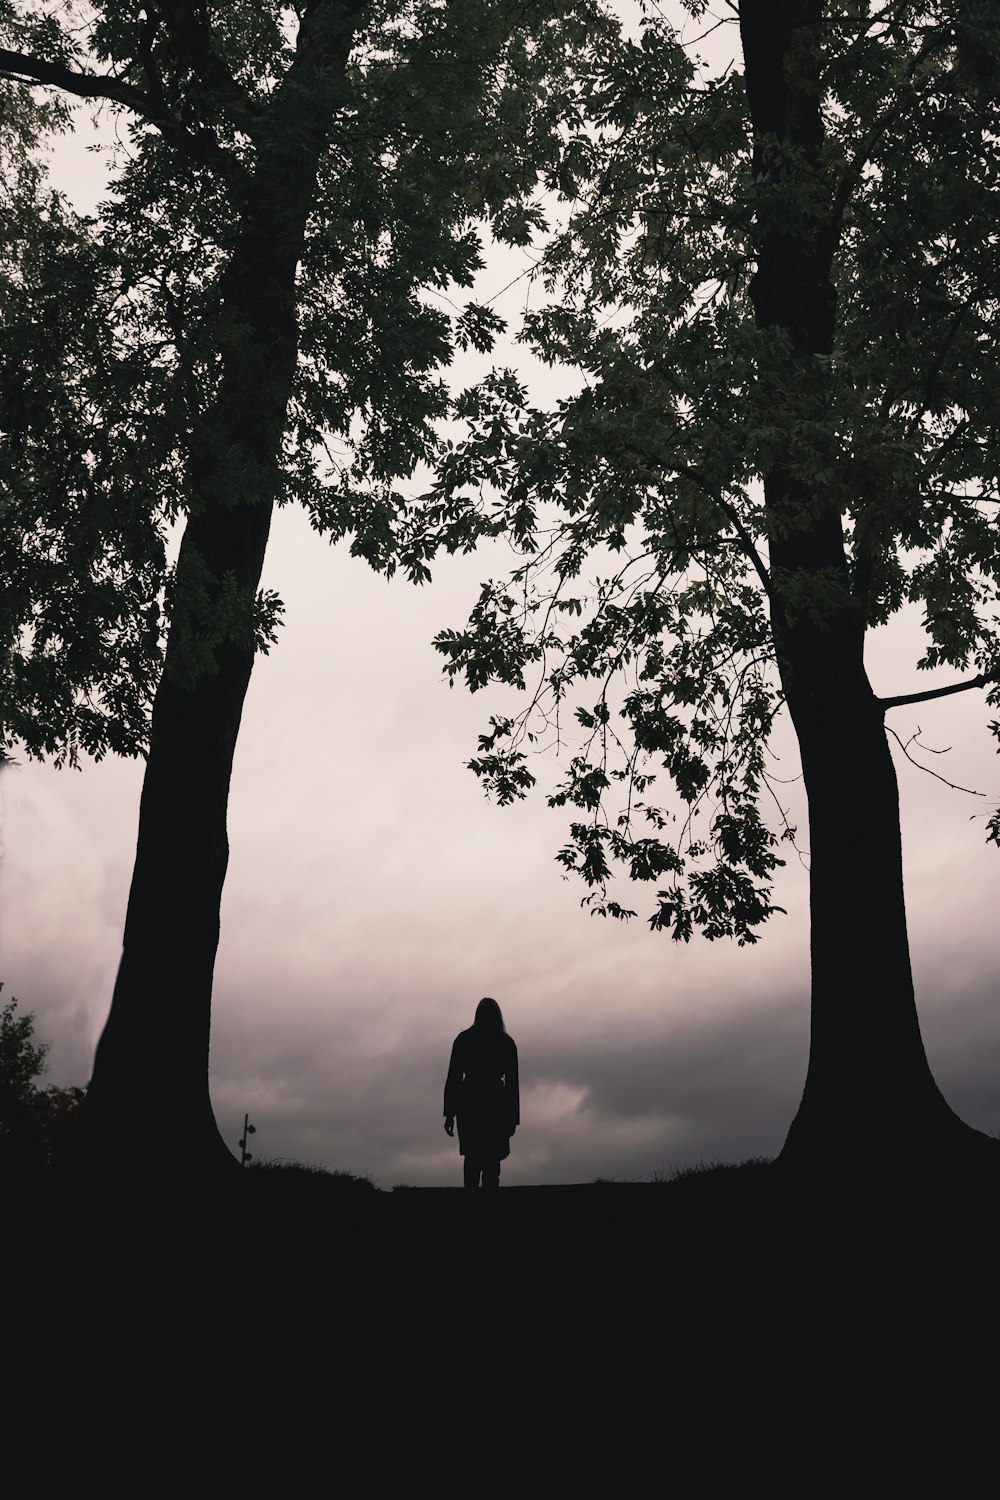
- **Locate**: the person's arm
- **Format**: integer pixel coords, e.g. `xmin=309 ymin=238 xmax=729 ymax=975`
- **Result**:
xmin=444 ymin=1035 xmax=462 ymax=1133
xmin=508 ymin=1039 xmax=519 ymax=1134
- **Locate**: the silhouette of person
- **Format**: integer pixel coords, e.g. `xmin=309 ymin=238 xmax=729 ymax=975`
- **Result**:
xmin=444 ymin=997 xmax=519 ymax=1189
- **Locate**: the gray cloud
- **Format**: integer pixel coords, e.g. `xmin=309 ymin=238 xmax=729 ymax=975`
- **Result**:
xmin=4 ymin=509 xmax=999 ymax=1188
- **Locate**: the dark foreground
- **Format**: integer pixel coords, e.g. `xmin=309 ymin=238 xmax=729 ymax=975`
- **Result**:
xmin=8 ymin=1157 xmax=998 ymax=1481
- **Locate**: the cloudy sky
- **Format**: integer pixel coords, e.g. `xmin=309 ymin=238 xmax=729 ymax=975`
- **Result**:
xmin=2 ymin=3 xmax=998 ymax=1186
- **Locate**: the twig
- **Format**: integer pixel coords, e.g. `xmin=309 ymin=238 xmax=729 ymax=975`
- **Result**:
xmin=885 ymin=725 xmax=985 ymax=796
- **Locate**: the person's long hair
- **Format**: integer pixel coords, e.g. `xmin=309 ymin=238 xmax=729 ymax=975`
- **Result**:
xmin=474 ymin=996 xmax=506 ymax=1033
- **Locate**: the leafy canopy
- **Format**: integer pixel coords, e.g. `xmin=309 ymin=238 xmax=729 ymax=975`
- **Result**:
xmin=0 ymin=0 xmax=619 ymax=763
xmin=401 ymin=0 xmax=1000 ymax=942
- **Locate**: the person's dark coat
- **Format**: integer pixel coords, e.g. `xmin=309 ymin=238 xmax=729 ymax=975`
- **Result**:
xmin=444 ymin=1026 xmax=519 ymax=1162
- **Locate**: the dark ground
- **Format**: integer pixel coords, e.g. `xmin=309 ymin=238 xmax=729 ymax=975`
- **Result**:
xmin=7 ymin=1159 xmax=998 ymax=1483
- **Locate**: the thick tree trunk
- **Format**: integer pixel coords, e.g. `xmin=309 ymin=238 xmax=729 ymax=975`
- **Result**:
xmin=778 ymin=629 xmax=973 ymax=1166
xmin=740 ymin=0 xmax=995 ymax=1172
xmin=79 ymin=25 xmax=351 ymax=1175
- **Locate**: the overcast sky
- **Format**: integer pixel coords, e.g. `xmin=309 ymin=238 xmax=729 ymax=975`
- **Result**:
xmin=2 ymin=3 xmax=998 ymax=1186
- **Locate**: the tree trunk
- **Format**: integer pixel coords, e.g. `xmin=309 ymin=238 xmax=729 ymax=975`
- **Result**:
xmin=79 ymin=35 xmax=348 ymax=1175
xmin=83 ymin=502 xmax=273 ymax=1176
xmin=778 ymin=632 xmax=975 ymax=1166
xmin=740 ymin=0 xmax=995 ymax=1172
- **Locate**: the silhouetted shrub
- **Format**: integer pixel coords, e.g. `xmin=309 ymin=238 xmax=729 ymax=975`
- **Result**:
xmin=0 ymin=990 xmax=87 ymax=1171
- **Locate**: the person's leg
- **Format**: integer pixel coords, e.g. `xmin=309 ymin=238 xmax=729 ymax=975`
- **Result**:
xmin=482 ymin=1159 xmax=500 ymax=1189
xmin=463 ymin=1157 xmax=481 ymax=1189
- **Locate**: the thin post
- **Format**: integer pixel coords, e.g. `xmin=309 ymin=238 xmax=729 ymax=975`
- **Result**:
xmin=238 ymin=1112 xmax=256 ymax=1167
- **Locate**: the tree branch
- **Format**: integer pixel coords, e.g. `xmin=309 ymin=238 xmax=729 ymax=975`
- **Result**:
xmin=277 ymin=0 xmax=368 ymax=102
xmin=661 ymin=463 xmax=776 ymax=608
xmin=885 ymin=724 xmax=986 ymax=796
xmin=878 ymin=669 xmax=998 ymax=711
xmin=825 ymin=102 xmax=898 ymax=250
xmin=151 ymin=1 xmax=255 ymax=127
xmin=824 ymin=26 xmax=953 ymax=255
xmin=0 ymin=45 xmax=251 ymax=195
xmin=0 ymin=46 xmax=155 ymax=112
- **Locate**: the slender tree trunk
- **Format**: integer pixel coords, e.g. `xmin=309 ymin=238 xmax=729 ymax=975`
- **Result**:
xmin=740 ymin=0 xmax=993 ymax=1171
xmin=84 ymin=500 xmax=274 ymax=1174
xmin=84 ymin=241 xmax=296 ymax=1172
xmin=80 ymin=12 xmax=355 ymax=1175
